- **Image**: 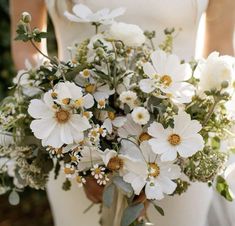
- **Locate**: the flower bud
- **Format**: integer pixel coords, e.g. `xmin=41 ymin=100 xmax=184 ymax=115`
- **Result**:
xmin=221 ymin=81 xmax=229 ymax=89
xmin=21 ymin=12 xmax=31 ymax=23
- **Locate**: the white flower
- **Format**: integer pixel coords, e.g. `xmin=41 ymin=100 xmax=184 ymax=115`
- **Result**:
xmin=118 ymin=114 xmax=143 ymax=139
xmin=0 ymin=129 xmax=14 ymax=147
xmin=140 ymin=50 xmax=194 ymax=104
xmin=91 ymin=164 xmax=105 ymax=179
xmin=63 ymin=164 xmax=76 ymax=178
xmin=121 ymin=141 xmax=181 ymax=200
xmin=28 ymin=90 xmax=91 ymax=148
xmin=195 ymin=52 xmax=235 ymax=94
xmin=97 ymin=174 xmax=110 ymax=185
xmin=148 ymin=111 xmax=204 ymax=161
xmin=109 ymin=22 xmax=146 ymax=47
xmin=119 ymin=91 xmax=137 ymax=108
xmin=54 ymin=81 xmax=94 ymax=109
xmin=64 ymin=4 xmax=125 ymax=25
xmin=13 ymin=57 xmax=44 ymax=96
xmin=103 ymin=111 xmax=126 ymax=134
xmin=77 ymin=145 xmax=103 ymax=172
xmin=131 ymin=107 xmax=150 ymax=125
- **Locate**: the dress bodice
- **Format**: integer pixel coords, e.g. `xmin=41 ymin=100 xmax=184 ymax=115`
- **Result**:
xmin=45 ymin=0 xmax=208 ymax=61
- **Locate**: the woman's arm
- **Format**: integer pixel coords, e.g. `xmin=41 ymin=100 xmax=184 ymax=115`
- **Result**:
xmin=10 ymin=0 xmax=47 ymax=70
xmin=203 ymin=0 xmax=235 ymax=57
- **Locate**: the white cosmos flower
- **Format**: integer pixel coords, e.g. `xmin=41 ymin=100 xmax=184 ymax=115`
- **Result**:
xmin=54 ymin=81 xmax=94 ymax=109
xmin=140 ymin=50 xmax=194 ymax=104
xmin=131 ymin=107 xmax=150 ymax=125
xmin=148 ymin=111 xmax=204 ymax=161
xmin=109 ymin=22 xmax=146 ymax=47
xmin=64 ymin=4 xmax=125 ymax=25
xmin=121 ymin=141 xmax=181 ymax=200
xmin=195 ymin=52 xmax=235 ymax=94
xmin=28 ymin=90 xmax=91 ymax=148
xmin=103 ymin=112 xmax=126 ymax=134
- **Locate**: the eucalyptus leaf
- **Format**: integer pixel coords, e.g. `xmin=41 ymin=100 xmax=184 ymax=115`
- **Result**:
xmin=121 ymin=203 xmax=144 ymax=226
xmin=103 ymin=183 xmax=115 ymax=208
xmin=216 ymin=176 xmax=234 ymax=201
xmin=113 ymin=176 xmax=133 ymax=198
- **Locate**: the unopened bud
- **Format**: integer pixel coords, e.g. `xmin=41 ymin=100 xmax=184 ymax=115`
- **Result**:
xmin=21 ymin=12 xmax=31 ymax=23
xmin=221 ymin=81 xmax=229 ymax=89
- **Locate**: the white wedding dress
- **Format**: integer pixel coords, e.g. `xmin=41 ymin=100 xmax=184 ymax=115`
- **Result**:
xmin=45 ymin=1 xmax=214 ymax=226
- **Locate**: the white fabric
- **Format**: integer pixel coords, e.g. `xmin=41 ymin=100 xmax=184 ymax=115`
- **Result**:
xmin=44 ymin=1 xmax=222 ymax=226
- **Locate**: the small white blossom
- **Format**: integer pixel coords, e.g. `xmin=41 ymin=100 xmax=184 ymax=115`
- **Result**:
xmin=119 ymin=91 xmax=138 ymax=109
xmin=91 ymin=164 xmax=105 ymax=179
xmin=131 ymin=107 xmax=150 ymax=125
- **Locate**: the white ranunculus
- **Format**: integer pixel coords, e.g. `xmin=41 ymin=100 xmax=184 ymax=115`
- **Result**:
xmin=195 ymin=52 xmax=235 ymax=94
xmin=109 ymin=22 xmax=146 ymax=47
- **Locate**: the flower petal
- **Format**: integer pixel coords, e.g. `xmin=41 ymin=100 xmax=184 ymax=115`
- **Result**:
xmin=72 ymin=4 xmax=93 ymax=18
xmin=143 ymin=62 xmax=156 ymax=79
xmin=28 ymin=99 xmax=53 ymax=119
xmin=145 ymin=182 xmax=164 ymax=200
xmin=139 ymin=79 xmax=156 ymax=93
xmin=156 ymin=176 xmax=177 ymax=194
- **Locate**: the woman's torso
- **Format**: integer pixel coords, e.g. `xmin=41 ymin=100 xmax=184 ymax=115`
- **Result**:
xmin=45 ymin=0 xmax=209 ymax=61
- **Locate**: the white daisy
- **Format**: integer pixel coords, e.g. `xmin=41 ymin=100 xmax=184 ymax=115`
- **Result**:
xmin=63 ymin=164 xmax=76 ymax=179
xmin=64 ymin=4 xmax=125 ymax=25
xmin=121 ymin=141 xmax=181 ymax=200
xmin=28 ymin=90 xmax=91 ymax=148
xmin=148 ymin=111 xmax=204 ymax=161
xmin=91 ymin=164 xmax=105 ymax=179
xmin=119 ymin=91 xmax=138 ymax=109
xmin=97 ymin=174 xmax=110 ymax=185
xmin=103 ymin=111 xmax=127 ymax=134
xmin=139 ymin=50 xmax=194 ymax=104
xmin=131 ymin=107 xmax=150 ymax=125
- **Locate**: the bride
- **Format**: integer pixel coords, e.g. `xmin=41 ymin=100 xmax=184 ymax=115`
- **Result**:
xmin=10 ymin=0 xmax=235 ymax=226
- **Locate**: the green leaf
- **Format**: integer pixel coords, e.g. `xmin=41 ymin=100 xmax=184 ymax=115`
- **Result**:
xmin=113 ymin=176 xmax=133 ymax=198
xmin=103 ymin=183 xmax=115 ymax=208
xmin=216 ymin=176 xmax=234 ymax=202
xmin=152 ymin=203 xmax=165 ymax=216
xmin=121 ymin=203 xmax=144 ymax=226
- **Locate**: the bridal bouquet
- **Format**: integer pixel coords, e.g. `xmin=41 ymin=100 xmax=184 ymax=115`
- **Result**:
xmin=1 ymin=4 xmax=235 ymax=226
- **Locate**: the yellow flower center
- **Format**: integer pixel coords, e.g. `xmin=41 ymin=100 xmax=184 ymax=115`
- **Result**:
xmin=91 ymin=130 xmax=98 ymax=137
xmin=51 ymin=92 xmax=58 ymax=99
xmin=76 ymin=176 xmax=83 ymax=183
xmin=82 ymin=69 xmax=90 ymax=78
xmin=55 ymin=148 xmax=63 ymax=155
xmin=98 ymin=100 xmax=105 ymax=108
xmin=137 ymin=113 xmax=144 ymax=120
xmin=64 ymin=167 xmax=75 ymax=175
xmin=94 ymin=168 xmax=101 ymax=175
xmin=160 ymin=75 xmax=172 ymax=87
xmin=108 ymin=111 xmax=116 ymax=120
xmin=107 ymin=156 xmax=124 ymax=171
xmin=75 ymin=98 xmax=84 ymax=108
xmin=98 ymin=127 xmax=104 ymax=134
xmin=85 ymin=84 xmax=96 ymax=93
xmin=168 ymin=133 xmax=181 ymax=145
xmin=139 ymin=132 xmax=152 ymax=142
xmin=70 ymin=156 xmax=78 ymax=162
xmin=55 ymin=109 xmax=70 ymax=123
xmin=148 ymin=163 xmax=160 ymax=178
xmin=83 ymin=111 xmax=91 ymax=118
xmin=62 ymin=98 xmax=70 ymax=105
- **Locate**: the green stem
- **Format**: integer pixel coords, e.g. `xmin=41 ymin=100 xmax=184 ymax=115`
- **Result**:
xmin=202 ymin=99 xmax=219 ymax=127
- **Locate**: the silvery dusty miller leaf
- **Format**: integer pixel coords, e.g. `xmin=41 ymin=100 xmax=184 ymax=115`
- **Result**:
xmin=103 ymin=183 xmax=115 ymax=208
xmin=121 ymin=203 xmax=144 ymax=226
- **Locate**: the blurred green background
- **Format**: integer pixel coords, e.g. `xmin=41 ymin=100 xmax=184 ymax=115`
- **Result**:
xmin=0 ymin=1 xmax=56 ymax=225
